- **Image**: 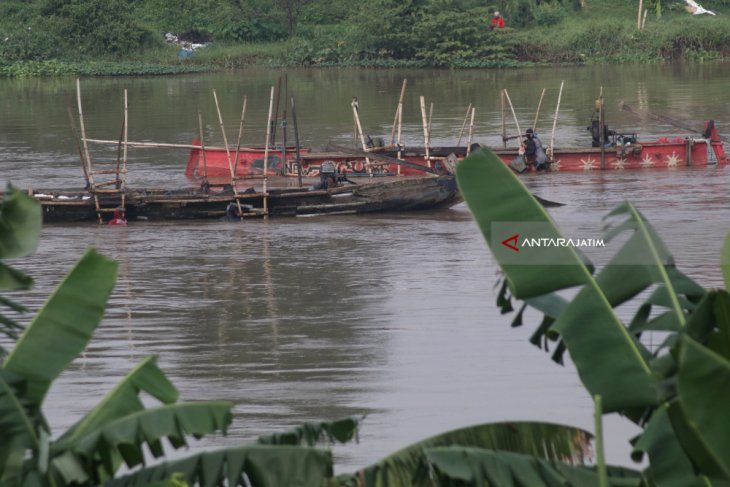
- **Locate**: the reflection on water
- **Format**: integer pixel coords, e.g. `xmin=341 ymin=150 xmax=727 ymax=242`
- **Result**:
xmin=3 ymin=65 xmax=730 ymax=472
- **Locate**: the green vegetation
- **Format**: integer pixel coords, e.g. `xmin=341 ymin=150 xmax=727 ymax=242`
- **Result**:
xmin=1 ymin=0 xmax=729 ymax=76
xmin=455 ymin=148 xmax=730 ymax=485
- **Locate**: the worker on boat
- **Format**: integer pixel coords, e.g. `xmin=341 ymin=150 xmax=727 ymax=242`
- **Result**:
xmin=588 ymin=98 xmax=615 ymax=148
xmin=314 ymin=161 xmax=339 ymax=190
xmin=108 ymin=207 xmax=127 ymax=225
xmin=222 ymin=202 xmax=240 ymax=221
xmin=524 ymin=128 xmax=548 ymax=171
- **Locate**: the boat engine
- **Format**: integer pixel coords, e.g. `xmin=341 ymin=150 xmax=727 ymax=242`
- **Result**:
xmin=317 ymin=161 xmax=338 ymax=189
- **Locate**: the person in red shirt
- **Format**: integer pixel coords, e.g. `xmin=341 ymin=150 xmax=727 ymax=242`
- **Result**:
xmin=108 ymin=208 xmax=128 ymax=225
xmin=489 ymin=11 xmax=505 ymax=30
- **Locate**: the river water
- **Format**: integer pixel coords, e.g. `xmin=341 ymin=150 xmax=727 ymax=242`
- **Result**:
xmin=2 ymin=63 xmax=730 ymax=472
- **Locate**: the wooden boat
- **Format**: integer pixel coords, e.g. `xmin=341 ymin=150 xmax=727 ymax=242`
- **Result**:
xmin=24 ymin=174 xmax=461 ymax=223
xmin=184 ymin=140 xmax=463 ymax=178
xmin=492 ymin=120 xmax=728 ymax=172
xmin=185 ymin=119 xmax=728 ymax=178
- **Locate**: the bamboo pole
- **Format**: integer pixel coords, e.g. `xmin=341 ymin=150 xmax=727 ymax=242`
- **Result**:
xmin=351 ymin=97 xmax=373 ymax=179
xmin=121 ymin=89 xmax=128 ymax=211
xmin=76 ymin=78 xmax=102 ymax=223
xmin=291 ymin=97 xmax=303 ymax=188
xmin=420 ymin=96 xmax=431 ymax=166
xmin=532 ymin=87 xmax=546 ymax=131
xmin=66 ymin=104 xmax=89 ymax=186
xmin=213 ymin=89 xmax=243 ymax=219
xmin=76 ymin=79 xmax=93 ymax=187
xmin=82 ymin=139 xmax=246 ymax=150
xmin=396 ymin=102 xmax=403 ymax=175
xmin=466 ymin=108 xmax=476 ymax=155
xmin=501 ymin=90 xmax=507 ymax=148
xmin=270 ymin=76 xmax=282 ymax=146
xmin=548 ymin=80 xmax=565 ymax=161
xmin=599 ymin=86 xmax=606 ymax=169
xmin=503 ymin=89 xmax=523 ymax=148
xmin=114 ymin=107 xmax=124 ymax=187
xmin=637 ymin=0 xmax=643 ymax=29
xmin=352 ymin=96 xmax=358 ymax=142
xmin=213 ymin=90 xmax=236 ymax=182
xmin=263 ymin=86 xmax=275 ymax=216
xmin=427 ymin=101 xmax=434 ymax=144
xmin=280 ymin=74 xmax=288 ymax=177
xmin=198 ymin=111 xmax=209 ymax=186
xmin=233 ymin=96 xmax=247 ymax=176
xmin=390 ymin=79 xmax=407 ymax=144
xmin=456 ymin=103 xmax=472 ymax=147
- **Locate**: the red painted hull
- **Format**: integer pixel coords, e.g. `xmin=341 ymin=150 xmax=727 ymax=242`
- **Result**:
xmin=185 ymin=132 xmax=728 ymax=178
xmin=184 ymin=140 xmax=451 ymax=178
xmin=494 ymin=138 xmax=727 ymax=171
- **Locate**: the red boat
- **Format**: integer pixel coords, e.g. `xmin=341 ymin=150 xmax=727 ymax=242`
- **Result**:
xmin=184 ymin=140 xmax=460 ymax=178
xmin=184 ymin=121 xmax=728 ymax=179
xmin=492 ymin=120 xmax=727 ymax=172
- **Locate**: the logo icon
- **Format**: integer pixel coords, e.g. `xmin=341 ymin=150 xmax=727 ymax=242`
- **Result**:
xmin=501 ymin=234 xmax=520 ymax=252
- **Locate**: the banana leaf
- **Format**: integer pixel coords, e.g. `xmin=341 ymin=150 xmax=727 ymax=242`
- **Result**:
xmin=102 ymin=445 xmax=333 ymax=487
xmin=59 ymin=401 xmax=233 ymax=479
xmin=0 ymin=185 xmax=41 ymax=262
xmin=425 ymin=447 xmax=644 ymax=487
xmin=456 ymin=149 xmax=656 ymax=412
xmin=0 ymin=370 xmax=39 ymax=486
xmin=340 ymin=421 xmax=593 ymax=487
xmin=257 ymin=416 xmax=361 ymax=446
xmin=56 ymin=356 xmax=178 ymax=447
xmin=2 ymin=249 xmax=117 ymax=406
xmin=631 ymin=404 xmax=703 ymax=487
xmin=677 ymin=336 xmax=730 ymax=479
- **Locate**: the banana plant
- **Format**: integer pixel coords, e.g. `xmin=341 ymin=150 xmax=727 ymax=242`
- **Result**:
xmin=336 ymin=421 xmax=598 ymax=487
xmin=0 ymin=187 xmax=357 ymax=487
xmin=0 ymin=185 xmax=42 ymax=358
xmin=455 ymin=147 xmax=730 ymax=484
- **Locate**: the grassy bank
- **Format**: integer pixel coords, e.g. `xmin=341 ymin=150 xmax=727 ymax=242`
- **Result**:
xmin=1 ymin=0 xmax=729 ymax=77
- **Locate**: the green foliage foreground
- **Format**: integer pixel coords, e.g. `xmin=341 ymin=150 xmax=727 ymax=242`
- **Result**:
xmin=2 ymin=140 xmax=730 ymax=487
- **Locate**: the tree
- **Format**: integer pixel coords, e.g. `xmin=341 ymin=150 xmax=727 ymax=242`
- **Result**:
xmin=274 ymin=0 xmax=313 ymax=36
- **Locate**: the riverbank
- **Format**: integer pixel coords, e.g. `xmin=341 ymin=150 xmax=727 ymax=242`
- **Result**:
xmin=1 ymin=0 xmax=728 ymax=78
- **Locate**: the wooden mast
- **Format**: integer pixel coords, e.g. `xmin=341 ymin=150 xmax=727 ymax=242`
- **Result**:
xmin=213 ymin=89 xmax=244 ymax=219
xmin=390 ymin=79 xmax=407 ymax=145
xmin=420 ymin=96 xmax=431 ymax=167
xmin=198 ymin=110 xmax=209 ymax=187
xmin=533 ymin=87 xmax=546 ymax=132
xmin=396 ymin=101 xmax=403 ymax=175
xmin=263 ymin=86 xmax=275 ymax=217
xmin=503 ymin=89 xmax=523 ymax=149
xmin=466 ymin=108 xmax=476 ymax=155
xmin=548 ymin=80 xmax=565 ymax=162
xmin=351 ymin=96 xmax=372 ymax=179
xmin=599 ymin=86 xmax=606 ymax=169
xmin=291 ymin=97 xmax=304 ymax=188
xmin=456 ymin=103 xmax=472 ymax=148
xmin=501 ymin=90 xmax=507 ymax=149
xmin=233 ymin=96 xmax=247 ymax=175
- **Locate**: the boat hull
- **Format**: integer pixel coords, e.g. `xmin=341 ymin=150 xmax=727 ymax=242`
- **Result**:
xmin=186 ymin=135 xmax=727 ymax=178
xmin=493 ymin=138 xmax=728 ymax=171
xmin=24 ymin=176 xmax=461 ymax=223
xmin=185 ymin=141 xmax=465 ymax=178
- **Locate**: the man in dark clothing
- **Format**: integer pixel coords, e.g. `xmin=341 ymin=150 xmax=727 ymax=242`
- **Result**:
xmin=524 ymin=128 xmax=548 ymax=170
